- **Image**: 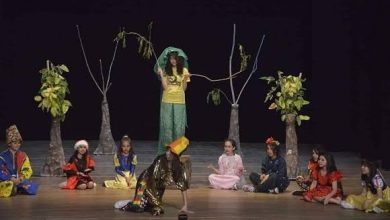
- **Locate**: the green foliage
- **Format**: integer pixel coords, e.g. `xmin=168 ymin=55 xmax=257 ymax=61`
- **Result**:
xmin=207 ymin=88 xmax=222 ymax=106
xmin=239 ymin=44 xmax=251 ymax=72
xmin=115 ymin=22 xmax=154 ymax=59
xmin=34 ymin=60 xmax=72 ymax=121
xmin=260 ymin=71 xmax=310 ymax=125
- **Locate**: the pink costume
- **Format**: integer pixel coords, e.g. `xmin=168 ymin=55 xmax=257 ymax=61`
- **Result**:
xmin=208 ymin=154 xmax=243 ymax=189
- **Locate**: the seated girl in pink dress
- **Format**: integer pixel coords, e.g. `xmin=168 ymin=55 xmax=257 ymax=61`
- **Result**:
xmin=208 ymin=139 xmax=244 ymax=190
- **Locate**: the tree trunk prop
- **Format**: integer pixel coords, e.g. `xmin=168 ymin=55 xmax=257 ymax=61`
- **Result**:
xmin=94 ymin=95 xmax=117 ymax=154
xmin=228 ymin=104 xmax=243 ymax=157
xmin=41 ymin=117 xmax=66 ymax=176
xmin=285 ymin=114 xmax=299 ymax=178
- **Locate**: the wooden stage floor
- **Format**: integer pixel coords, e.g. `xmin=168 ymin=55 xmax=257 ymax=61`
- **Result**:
xmin=0 ymin=183 xmax=389 ymax=220
xmin=0 ymin=141 xmax=389 ymax=219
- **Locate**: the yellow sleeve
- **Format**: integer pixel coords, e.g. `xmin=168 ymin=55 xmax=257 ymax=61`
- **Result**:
xmin=183 ymin=68 xmax=190 ymax=82
xmin=113 ymin=154 xmax=120 ymax=167
xmin=21 ymin=155 xmax=33 ymax=179
xmin=132 ymin=155 xmax=138 ymax=165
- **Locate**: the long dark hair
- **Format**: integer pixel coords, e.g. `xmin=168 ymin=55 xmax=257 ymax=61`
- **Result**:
xmin=361 ymin=159 xmax=382 ymax=193
xmin=267 ymin=144 xmax=280 ymax=157
xmin=318 ymin=152 xmax=338 ymax=173
xmin=69 ymin=149 xmax=88 ymax=163
xmin=165 ymin=52 xmax=184 ymax=76
xmin=160 ymin=153 xmax=183 ymax=183
xmin=117 ymin=135 xmax=135 ymax=165
xmin=310 ymin=147 xmax=320 ymax=163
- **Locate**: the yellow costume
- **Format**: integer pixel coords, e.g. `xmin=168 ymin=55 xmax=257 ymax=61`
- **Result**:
xmin=345 ymin=173 xmax=390 ymax=213
xmin=104 ymin=153 xmax=137 ymax=189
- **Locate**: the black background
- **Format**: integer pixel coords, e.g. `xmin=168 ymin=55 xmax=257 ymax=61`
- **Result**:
xmin=1 ymin=1 xmax=389 ymax=165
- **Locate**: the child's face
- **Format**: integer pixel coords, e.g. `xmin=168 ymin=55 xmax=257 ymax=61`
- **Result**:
xmin=266 ymin=145 xmax=275 ymax=158
xmin=77 ymin=145 xmax=87 ymax=155
xmin=312 ymin=150 xmax=319 ymax=161
xmin=361 ymin=164 xmax=370 ymax=175
xmin=318 ymin=155 xmax=327 ymax=168
xmin=8 ymin=141 xmax=21 ymax=151
xmin=121 ymin=141 xmax=131 ymax=154
xmin=166 ymin=149 xmax=174 ymax=161
xmin=224 ymin=141 xmax=235 ymax=155
xmin=169 ymin=55 xmax=177 ymax=67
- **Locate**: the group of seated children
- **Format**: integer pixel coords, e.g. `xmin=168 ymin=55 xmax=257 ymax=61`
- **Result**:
xmin=1 ymin=125 xmax=389 ymax=214
xmin=59 ymin=135 xmax=137 ymax=190
xmin=207 ymin=136 xmax=390 ymax=213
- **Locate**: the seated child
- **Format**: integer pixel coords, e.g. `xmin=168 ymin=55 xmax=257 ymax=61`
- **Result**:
xmin=104 ymin=135 xmax=137 ymax=189
xmin=243 ymin=137 xmax=289 ymax=193
xmin=0 ymin=125 xmax=38 ymax=197
xmin=293 ymin=147 xmax=319 ymax=195
xmin=208 ymin=139 xmax=244 ymax=190
xmin=341 ymin=159 xmax=390 ymax=213
xmin=303 ymin=152 xmax=343 ymax=205
xmin=59 ymin=140 xmax=96 ymax=190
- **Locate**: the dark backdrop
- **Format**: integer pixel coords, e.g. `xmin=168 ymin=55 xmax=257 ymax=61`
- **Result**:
xmin=1 ymin=1 xmax=389 ymax=165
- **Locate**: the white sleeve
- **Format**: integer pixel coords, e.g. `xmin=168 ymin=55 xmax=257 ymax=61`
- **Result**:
xmin=372 ymin=174 xmax=384 ymax=189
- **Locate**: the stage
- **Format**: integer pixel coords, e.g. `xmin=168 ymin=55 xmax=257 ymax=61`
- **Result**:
xmin=0 ymin=141 xmax=388 ymax=219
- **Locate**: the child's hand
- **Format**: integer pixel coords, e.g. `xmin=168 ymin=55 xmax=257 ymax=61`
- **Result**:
xmin=178 ymin=205 xmax=194 ymax=214
xmin=296 ymin=175 xmax=304 ymax=183
xmin=183 ymin=74 xmax=191 ymax=82
xmin=77 ymin=172 xmax=87 ymax=177
xmin=84 ymin=168 xmax=92 ymax=173
xmin=207 ymin=164 xmax=214 ymax=169
xmin=125 ymin=176 xmax=132 ymax=186
xmin=11 ymin=176 xmax=21 ymax=185
xmin=157 ymin=68 xmax=163 ymax=76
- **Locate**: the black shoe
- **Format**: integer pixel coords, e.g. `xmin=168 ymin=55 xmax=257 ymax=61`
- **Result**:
xmin=292 ymin=190 xmax=305 ymax=196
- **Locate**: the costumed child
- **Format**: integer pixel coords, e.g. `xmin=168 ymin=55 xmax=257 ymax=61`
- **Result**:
xmin=0 ymin=125 xmax=38 ymax=197
xmin=59 ymin=140 xmax=96 ymax=190
xmin=104 ymin=135 xmax=137 ymax=189
xmin=341 ymin=159 xmax=390 ymax=213
xmin=303 ymin=152 xmax=343 ymax=205
xmin=114 ymin=137 xmax=193 ymax=216
xmin=243 ymin=137 xmax=289 ymax=193
xmin=208 ymin=139 xmax=244 ymax=190
xmin=293 ymin=147 xmax=319 ymax=196
xmin=155 ymin=47 xmax=191 ymax=156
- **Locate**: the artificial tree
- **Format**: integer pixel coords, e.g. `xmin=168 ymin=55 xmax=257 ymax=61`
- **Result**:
xmin=34 ymin=60 xmax=71 ymax=176
xmin=261 ymin=71 xmax=310 ymax=178
xmin=76 ymin=25 xmax=117 ymax=154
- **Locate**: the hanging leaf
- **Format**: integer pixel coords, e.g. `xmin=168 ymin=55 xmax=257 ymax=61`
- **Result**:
xmin=296 ymin=116 xmax=302 ymax=126
xmin=239 ymin=44 xmax=251 ymax=72
xmin=207 ymin=89 xmax=221 ymax=106
xmin=58 ymin=65 xmax=69 ymax=72
xmin=299 ymin=115 xmax=310 ymax=120
xmin=34 ymin=96 xmax=42 ymax=102
xmin=268 ymin=102 xmax=277 ymax=110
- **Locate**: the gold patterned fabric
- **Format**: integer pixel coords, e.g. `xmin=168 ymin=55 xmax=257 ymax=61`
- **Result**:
xmin=123 ymin=154 xmax=189 ymax=215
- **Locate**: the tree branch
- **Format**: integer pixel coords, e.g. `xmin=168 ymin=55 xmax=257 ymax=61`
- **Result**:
xmin=229 ymin=24 xmax=237 ymax=103
xmin=236 ymin=34 xmax=266 ymax=103
xmin=217 ymin=88 xmax=233 ymax=105
xmin=99 ymin=59 xmax=106 ymax=92
xmin=106 ymin=35 xmax=120 ymax=92
xmin=76 ymin=25 xmax=104 ymax=95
